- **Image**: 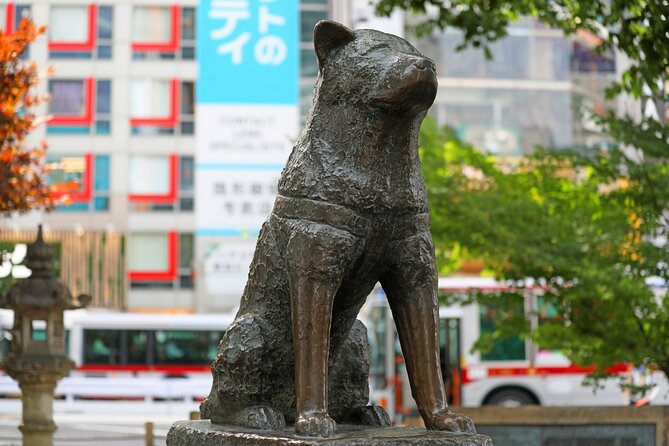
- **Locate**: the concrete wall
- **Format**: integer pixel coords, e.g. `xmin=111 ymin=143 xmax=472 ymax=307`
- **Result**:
xmin=458 ymin=406 xmax=669 ymax=446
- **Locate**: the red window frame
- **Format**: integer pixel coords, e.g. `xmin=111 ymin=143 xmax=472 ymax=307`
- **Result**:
xmin=128 ymin=231 xmax=178 ymax=281
xmin=48 ymin=77 xmax=95 ymax=126
xmin=3 ymin=3 xmax=15 ymax=33
xmin=131 ymin=4 xmax=180 ymax=52
xmin=128 ymin=153 xmax=179 ymax=203
xmin=48 ymin=152 xmax=93 ymax=203
xmin=48 ymin=3 xmax=97 ymax=52
xmin=129 ymin=78 xmax=178 ymax=128
xmin=576 ymin=29 xmax=604 ymax=46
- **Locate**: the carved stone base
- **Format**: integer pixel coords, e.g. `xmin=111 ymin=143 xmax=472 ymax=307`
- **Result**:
xmin=167 ymin=420 xmax=494 ymax=446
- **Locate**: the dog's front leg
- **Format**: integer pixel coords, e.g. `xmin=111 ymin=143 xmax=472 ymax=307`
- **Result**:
xmin=381 ymin=231 xmax=476 ymax=434
xmin=281 ymin=220 xmax=361 ymax=437
xmin=291 ymin=279 xmax=337 ymax=437
xmin=385 ymin=282 xmax=475 ymax=433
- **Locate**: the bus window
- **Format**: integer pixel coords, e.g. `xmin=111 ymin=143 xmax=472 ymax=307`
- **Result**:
xmin=83 ymin=329 xmax=121 ymax=364
xmin=0 ymin=330 xmax=10 ymax=359
xmin=536 ymin=296 xmax=562 ymax=359
xmin=479 ymin=302 xmax=526 ymax=361
xmin=127 ymin=330 xmax=149 ymax=364
xmin=367 ymin=306 xmax=389 ymax=390
xmin=538 ymin=296 xmax=560 ymax=325
xmin=439 ymin=318 xmax=462 ymax=404
xmin=207 ymin=331 xmax=223 ymax=361
xmin=155 ymin=330 xmax=223 ymax=365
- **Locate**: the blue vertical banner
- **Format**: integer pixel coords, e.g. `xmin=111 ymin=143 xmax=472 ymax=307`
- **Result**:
xmin=196 ymin=0 xmax=299 ymax=295
xmin=197 ymin=0 xmax=299 ymax=105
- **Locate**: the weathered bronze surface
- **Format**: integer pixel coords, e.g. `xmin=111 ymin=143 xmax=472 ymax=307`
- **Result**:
xmin=201 ymin=20 xmax=477 ymax=438
xmin=168 ymin=421 xmax=494 ymax=446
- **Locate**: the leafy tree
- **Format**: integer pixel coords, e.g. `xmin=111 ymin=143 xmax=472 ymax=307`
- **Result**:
xmin=392 ymin=0 xmax=669 ymax=390
xmin=376 ymin=0 xmax=668 ymax=101
xmin=0 ymin=19 xmax=52 ymax=216
xmin=420 ymin=118 xmax=669 ymax=389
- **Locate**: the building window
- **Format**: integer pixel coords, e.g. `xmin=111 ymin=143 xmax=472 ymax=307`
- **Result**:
xmin=300 ymin=48 xmax=318 ymax=77
xmin=0 ymin=4 xmax=7 ymax=32
xmin=47 ymin=153 xmax=110 ymax=212
xmin=180 ymin=81 xmax=195 ymax=134
xmin=47 ymin=78 xmax=111 ymax=135
xmin=48 ymin=4 xmax=113 ymax=59
xmin=179 ymin=156 xmax=194 ymax=211
xmin=130 ymin=79 xmax=194 ymax=135
xmin=131 ymin=5 xmax=195 ymax=60
xmin=128 ymin=231 xmax=194 ymax=289
xmin=299 ymin=3 xmax=328 ymax=119
xmin=178 ymin=233 xmax=194 ymax=288
xmin=2 ymin=4 xmax=32 ymax=57
xmin=1 ymin=3 xmax=30 ymax=33
xmin=300 ymin=10 xmax=327 ymax=43
xmin=128 ymin=154 xmax=193 ymax=212
xmin=300 ymin=6 xmax=328 ymax=75
xmin=571 ymin=41 xmax=615 ymax=74
xmin=180 ymin=7 xmax=196 ymax=59
xmin=97 ymin=6 xmax=113 ymax=58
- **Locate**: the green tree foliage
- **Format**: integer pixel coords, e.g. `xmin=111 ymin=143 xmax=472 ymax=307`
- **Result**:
xmin=376 ymin=0 xmax=668 ymax=99
xmin=420 ymin=118 xmax=669 ymax=387
xmin=391 ymin=0 xmax=669 ymax=390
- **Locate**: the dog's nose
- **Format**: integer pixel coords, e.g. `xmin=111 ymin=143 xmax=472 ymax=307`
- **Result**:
xmin=414 ymin=57 xmax=436 ymax=72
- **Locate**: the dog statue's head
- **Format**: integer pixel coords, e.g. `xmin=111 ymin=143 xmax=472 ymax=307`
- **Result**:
xmin=313 ymin=20 xmax=438 ymax=115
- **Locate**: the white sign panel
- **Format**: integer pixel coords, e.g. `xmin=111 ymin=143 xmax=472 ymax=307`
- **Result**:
xmin=203 ymin=237 xmax=257 ymax=294
xmin=196 ymin=0 xmax=298 ymax=299
xmin=198 ymin=104 xmax=297 ymax=164
xmin=196 ymin=168 xmax=280 ymax=234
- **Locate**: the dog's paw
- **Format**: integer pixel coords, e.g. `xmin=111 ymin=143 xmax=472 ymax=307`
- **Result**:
xmin=240 ymin=406 xmax=286 ymax=430
xmin=425 ymin=409 xmax=476 ymax=433
xmin=295 ymin=412 xmax=336 ymax=437
xmin=353 ymin=404 xmax=391 ymax=427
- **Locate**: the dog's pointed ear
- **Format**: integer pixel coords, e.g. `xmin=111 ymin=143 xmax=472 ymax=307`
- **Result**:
xmin=314 ymin=20 xmax=355 ymax=67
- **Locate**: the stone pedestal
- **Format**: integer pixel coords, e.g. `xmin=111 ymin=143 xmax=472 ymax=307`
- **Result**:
xmin=167 ymin=420 xmax=494 ymax=446
xmin=18 ymin=381 xmax=58 ymax=446
xmin=6 ymin=358 xmax=72 ymax=446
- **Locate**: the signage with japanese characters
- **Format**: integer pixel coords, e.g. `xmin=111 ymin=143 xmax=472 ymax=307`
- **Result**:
xmin=197 ymin=0 xmax=298 ymax=105
xmin=196 ymin=0 xmax=298 ymax=228
xmin=202 ymin=238 xmax=258 ymax=294
xmin=196 ymin=167 xmax=281 ymax=234
xmin=196 ymin=0 xmax=298 ymax=297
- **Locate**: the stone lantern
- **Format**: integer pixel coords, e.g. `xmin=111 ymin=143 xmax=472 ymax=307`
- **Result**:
xmin=0 ymin=226 xmax=90 ymax=446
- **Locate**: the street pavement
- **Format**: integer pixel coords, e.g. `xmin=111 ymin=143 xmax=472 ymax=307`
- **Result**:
xmin=0 ymin=400 xmax=200 ymax=445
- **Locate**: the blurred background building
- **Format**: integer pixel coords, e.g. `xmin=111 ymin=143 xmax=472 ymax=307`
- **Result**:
xmin=0 ymin=0 xmax=615 ymax=314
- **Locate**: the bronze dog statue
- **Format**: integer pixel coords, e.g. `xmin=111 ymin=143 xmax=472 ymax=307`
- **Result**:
xmin=201 ymin=20 xmax=476 ymax=437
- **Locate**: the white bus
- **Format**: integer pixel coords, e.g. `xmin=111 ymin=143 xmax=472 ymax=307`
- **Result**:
xmin=0 ymin=310 xmax=234 ymax=401
xmin=2 ymin=281 xmax=667 ymax=414
xmin=362 ymin=277 xmax=669 ymax=423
